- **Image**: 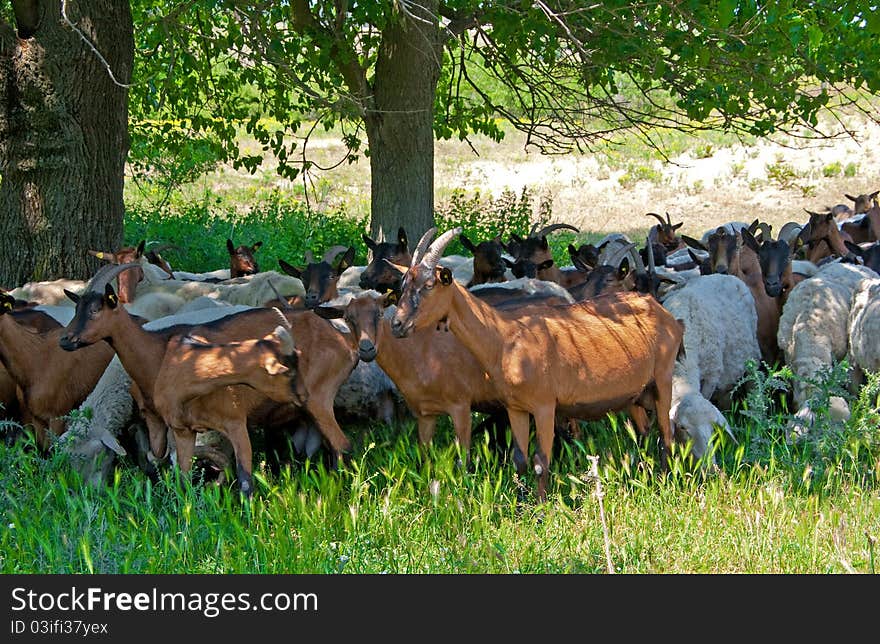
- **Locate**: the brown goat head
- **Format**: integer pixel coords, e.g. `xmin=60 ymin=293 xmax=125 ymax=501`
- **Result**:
xmin=59 ymin=263 xmax=140 ymax=350
xmin=227 ymin=238 xmax=262 ymax=277
xmin=359 ymin=227 xmax=410 ymax=294
xmin=505 ymin=223 xmax=579 ymax=281
xmin=845 ymin=190 xmax=879 ymax=215
xmin=460 ymin=233 xmax=507 ymax=287
xmin=88 ymin=240 xmax=149 ymax=303
xmin=646 ymin=212 xmax=685 ymax=252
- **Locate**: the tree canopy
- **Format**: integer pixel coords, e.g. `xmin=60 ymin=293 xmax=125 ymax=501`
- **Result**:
xmin=129 ymin=1 xmax=880 ymax=172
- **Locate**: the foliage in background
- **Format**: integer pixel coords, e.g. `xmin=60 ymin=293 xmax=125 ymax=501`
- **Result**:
xmin=124 ymin=190 xmax=369 ymax=271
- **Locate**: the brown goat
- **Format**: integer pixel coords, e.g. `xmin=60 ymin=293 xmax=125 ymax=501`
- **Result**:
xmin=0 ymin=308 xmax=63 ymax=427
xmin=278 ymin=246 xmax=355 ymax=309
xmin=59 ymin=264 xmax=358 ymax=495
xmin=459 ymin=233 xmax=508 ymax=287
xmin=359 ymin=227 xmax=411 ymax=294
xmin=316 ymin=292 xmax=504 ymax=458
xmin=89 ymin=240 xmax=176 ymax=303
xmin=646 ymin=212 xmax=686 ymax=253
xmin=0 ymin=293 xmax=117 ymax=450
xmin=801 ymin=210 xmax=857 ymax=264
xmin=390 ymin=228 xmax=684 ymax=502
xmin=504 ymin=223 xmax=580 ymax=284
xmin=841 ymin=195 xmax=880 ymax=244
xmin=227 ymin=239 xmax=263 ymax=278
xmin=152 ymin=321 xmax=309 ymax=491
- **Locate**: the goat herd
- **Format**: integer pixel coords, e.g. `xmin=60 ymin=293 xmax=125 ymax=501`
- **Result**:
xmin=1 ymin=190 xmax=879 ymax=502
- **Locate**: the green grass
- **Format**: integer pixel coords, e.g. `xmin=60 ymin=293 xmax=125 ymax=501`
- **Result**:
xmin=2 ymin=368 xmax=878 ymax=574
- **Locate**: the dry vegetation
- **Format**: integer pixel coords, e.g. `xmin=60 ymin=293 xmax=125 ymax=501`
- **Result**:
xmin=201 ymin=108 xmax=880 ymax=243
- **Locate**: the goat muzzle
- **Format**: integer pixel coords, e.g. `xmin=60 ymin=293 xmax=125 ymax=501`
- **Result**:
xmin=357 ymin=340 xmax=377 ymax=362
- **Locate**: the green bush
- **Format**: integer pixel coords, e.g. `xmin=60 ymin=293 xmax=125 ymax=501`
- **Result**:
xmin=822 ymin=161 xmax=843 ymax=178
xmin=124 ymin=189 xmax=369 ymax=273
xmin=433 ymin=186 xmax=552 ymax=256
xmin=844 ymin=162 xmax=859 ymax=178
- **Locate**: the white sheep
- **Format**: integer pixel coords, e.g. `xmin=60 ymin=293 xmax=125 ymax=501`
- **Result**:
xmin=661 ymin=274 xmax=761 ymax=462
xmin=777 ymin=261 xmax=879 ymax=434
xmin=8 ymin=278 xmax=86 ymax=306
xmin=469 ymin=276 xmax=576 ymax=303
xmin=135 ymin=261 xmax=305 ymax=307
xmin=847 ymin=277 xmax=880 ymax=388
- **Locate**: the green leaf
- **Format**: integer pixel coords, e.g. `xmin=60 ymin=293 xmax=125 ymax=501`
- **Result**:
xmin=719 ymin=0 xmax=738 ymax=29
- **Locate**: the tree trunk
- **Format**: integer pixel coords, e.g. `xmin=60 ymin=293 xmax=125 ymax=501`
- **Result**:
xmin=365 ymin=0 xmax=441 ymax=245
xmin=0 ymin=1 xmax=133 ymax=286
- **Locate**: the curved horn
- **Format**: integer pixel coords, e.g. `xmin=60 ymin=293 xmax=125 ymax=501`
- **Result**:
xmin=646 ymin=237 xmax=656 ymax=275
xmin=646 ymin=212 xmax=667 ymax=227
xmin=411 ymin=227 xmax=437 ymax=267
xmin=271 ymin=306 xmax=293 ymax=331
xmin=272 ymin=325 xmax=296 ymax=355
xmin=528 ymin=221 xmax=542 ymax=237
xmin=600 ymin=242 xmax=637 ymax=267
xmin=422 ymin=227 xmax=463 ymax=270
xmin=628 ymin=243 xmax=646 ymax=274
xmin=530 ymin=223 xmax=579 ymax=238
xmin=321 ymin=245 xmax=349 ymax=265
xmin=267 ymin=280 xmax=293 ymax=311
xmin=86 ymin=262 xmax=141 ymax=293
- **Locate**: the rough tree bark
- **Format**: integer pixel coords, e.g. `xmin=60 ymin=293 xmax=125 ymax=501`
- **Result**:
xmin=0 ymin=0 xmax=133 ymax=286
xmin=364 ymin=0 xmax=441 ymax=245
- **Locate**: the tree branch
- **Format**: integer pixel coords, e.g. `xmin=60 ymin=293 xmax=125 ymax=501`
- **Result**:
xmin=289 ymin=0 xmax=373 ymax=117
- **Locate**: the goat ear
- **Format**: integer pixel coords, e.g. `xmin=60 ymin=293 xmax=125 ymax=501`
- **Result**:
xmin=397 ymin=227 xmax=408 ymax=249
xmin=618 ymin=258 xmax=630 ymax=277
xmin=741 ymin=228 xmax=759 ymax=252
xmin=680 ymin=235 xmax=707 ymax=252
xmin=226 ymin=239 xmax=235 ymax=255
xmin=825 ymin=212 xmax=834 ymax=223
xmin=748 ymin=219 xmax=760 ymax=234
xmin=672 ymin=222 xmax=684 ymax=230
xmin=438 ymin=266 xmax=453 ymax=285
xmin=871 ymin=190 xmax=880 ymax=200
xmin=104 ymin=283 xmax=118 ymax=308
xmin=313 ymin=306 xmax=344 ymax=320
xmin=362 ymin=234 xmax=377 ymax=251
xmin=845 ymin=193 xmax=857 ymax=202
xmin=459 ymin=234 xmax=477 ymax=254
xmin=538 ymin=259 xmax=554 ymax=270
xmin=539 ymin=236 xmax=549 ymax=250
xmin=264 ymin=357 xmax=290 ymax=376
xmin=503 ymin=257 xmax=516 ymax=268
xmin=251 ymin=241 xmax=263 ymax=251
xmin=63 ymin=289 xmax=81 ymax=304
xmin=336 ymin=247 xmax=355 ymax=273
xmin=136 ymin=240 xmax=146 ymax=257
xmin=278 ymin=259 xmax=302 ymax=279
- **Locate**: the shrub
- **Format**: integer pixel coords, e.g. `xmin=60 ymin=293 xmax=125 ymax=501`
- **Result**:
xmin=124 ymin=189 xmax=369 ymax=273
xmin=844 ymin=162 xmax=859 ymax=178
xmin=822 ymin=161 xmax=843 ymax=178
